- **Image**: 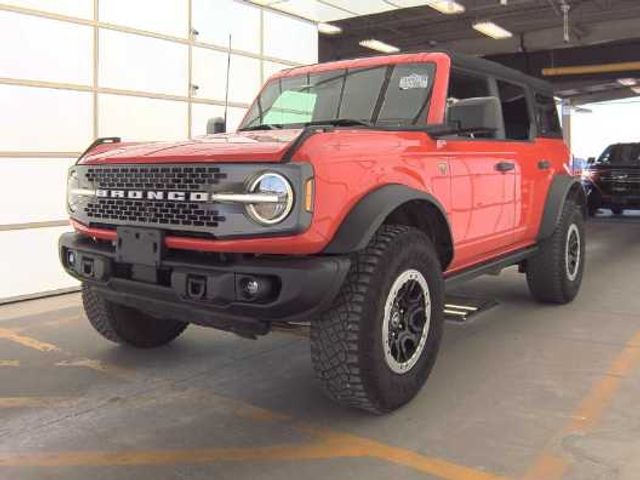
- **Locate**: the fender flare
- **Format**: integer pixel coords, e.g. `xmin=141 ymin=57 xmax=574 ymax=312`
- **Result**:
xmin=537 ymin=175 xmax=587 ymax=242
xmin=324 ymin=184 xmax=452 ymax=257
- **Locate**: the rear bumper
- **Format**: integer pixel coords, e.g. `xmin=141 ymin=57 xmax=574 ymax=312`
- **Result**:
xmin=59 ymin=232 xmax=350 ymax=336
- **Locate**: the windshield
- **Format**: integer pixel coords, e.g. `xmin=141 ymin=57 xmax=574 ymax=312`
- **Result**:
xmin=595 ymin=144 xmax=640 ymax=166
xmin=239 ymin=63 xmax=435 ymax=130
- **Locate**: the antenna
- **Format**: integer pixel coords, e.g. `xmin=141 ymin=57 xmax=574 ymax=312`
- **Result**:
xmin=224 ymin=34 xmax=231 ymax=127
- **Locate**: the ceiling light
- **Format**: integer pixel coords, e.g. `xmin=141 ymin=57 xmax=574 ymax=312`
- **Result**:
xmin=359 ymin=39 xmax=400 ymax=54
xmin=425 ymin=0 xmax=465 ymax=14
xmin=472 ymin=21 xmax=513 ymax=39
xmin=617 ymin=78 xmax=636 ymax=86
xmin=318 ymin=23 xmax=342 ymax=35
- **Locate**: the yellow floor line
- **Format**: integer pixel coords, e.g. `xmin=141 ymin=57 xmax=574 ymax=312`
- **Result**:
xmin=304 ymin=426 xmax=509 ymax=480
xmin=0 ymin=313 xmax=507 ymax=479
xmin=0 ymin=397 xmax=70 ymax=408
xmin=54 ymin=358 xmax=132 ymax=378
xmin=0 ymin=326 xmax=130 ymax=378
xmin=523 ymin=330 xmax=640 ymax=480
xmin=0 ymin=360 xmax=20 ymax=367
xmin=0 ymin=328 xmax=60 ymax=352
xmin=0 ymin=437 xmax=507 ymax=480
xmin=0 ymin=422 xmax=507 ymax=480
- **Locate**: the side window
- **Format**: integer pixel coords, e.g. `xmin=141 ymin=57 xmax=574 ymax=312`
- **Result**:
xmin=377 ymin=63 xmax=434 ymax=124
xmin=447 ymin=70 xmax=490 ymax=101
xmin=534 ymin=93 xmax=562 ymax=138
xmin=446 ymin=70 xmax=493 ymax=138
xmin=497 ymin=81 xmax=531 ymax=140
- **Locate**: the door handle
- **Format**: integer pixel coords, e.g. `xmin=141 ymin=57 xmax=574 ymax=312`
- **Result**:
xmin=495 ymin=161 xmax=515 ymax=172
xmin=538 ymin=160 xmax=551 ymax=170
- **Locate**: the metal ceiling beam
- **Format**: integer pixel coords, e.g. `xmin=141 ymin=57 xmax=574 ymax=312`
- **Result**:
xmin=543 ymin=61 xmax=640 ymax=77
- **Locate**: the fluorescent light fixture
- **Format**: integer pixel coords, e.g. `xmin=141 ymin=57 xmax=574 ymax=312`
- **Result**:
xmin=472 ymin=21 xmax=513 ymax=39
xmin=359 ymin=39 xmax=400 ymax=53
xmin=425 ymin=0 xmax=465 ymax=15
xmin=318 ymin=23 xmax=342 ymax=35
xmin=617 ymin=78 xmax=636 ymax=86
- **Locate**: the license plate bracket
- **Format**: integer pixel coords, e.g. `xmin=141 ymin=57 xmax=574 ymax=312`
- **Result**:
xmin=116 ymin=227 xmax=164 ymax=267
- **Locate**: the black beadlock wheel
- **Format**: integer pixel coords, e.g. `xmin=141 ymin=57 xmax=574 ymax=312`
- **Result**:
xmin=526 ymin=199 xmax=585 ymax=304
xmin=82 ymin=284 xmax=188 ymax=348
xmin=310 ymin=225 xmax=444 ymax=414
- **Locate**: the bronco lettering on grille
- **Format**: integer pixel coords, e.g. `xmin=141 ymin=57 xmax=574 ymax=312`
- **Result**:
xmin=95 ymin=189 xmax=209 ymax=202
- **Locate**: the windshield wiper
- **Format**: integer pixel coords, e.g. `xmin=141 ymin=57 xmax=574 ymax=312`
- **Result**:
xmin=305 ymin=119 xmax=373 ymax=128
xmin=239 ymin=124 xmax=283 ymax=131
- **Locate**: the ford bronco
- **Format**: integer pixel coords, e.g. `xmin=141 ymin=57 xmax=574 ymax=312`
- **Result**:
xmin=60 ymin=51 xmax=586 ymax=413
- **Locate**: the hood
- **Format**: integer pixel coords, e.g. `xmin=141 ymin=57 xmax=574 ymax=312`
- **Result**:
xmin=80 ymin=129 xmax=304 ymax=165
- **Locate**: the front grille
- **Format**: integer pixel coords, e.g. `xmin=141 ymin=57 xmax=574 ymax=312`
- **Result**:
xmin=599 ymin=171 xmax=640 ymax=182
xmin=84 ymin=165 xmax=227 ymax=191
xmin=79 ymin=165 xmax=232 ymax=231
xmin=84 ymin=199 xmax=225 ymax=227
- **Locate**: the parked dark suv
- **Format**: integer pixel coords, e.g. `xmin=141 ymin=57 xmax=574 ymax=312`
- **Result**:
xmin=583 ymin=142 xmax=640 ymax=216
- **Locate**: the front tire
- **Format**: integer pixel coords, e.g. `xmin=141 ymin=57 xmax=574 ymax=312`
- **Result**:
xmin=310 ymin=226 xmax=444 ymax=414
xmin=526 ymin=200 xmax=585 ymax=304
xmin=82 ymin=284 xmax=188 ymax=348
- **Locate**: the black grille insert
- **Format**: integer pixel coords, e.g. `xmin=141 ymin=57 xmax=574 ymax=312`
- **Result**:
xmin=85 ymin=199 xmax=225 ymax=227
xmin=84 ymin=165 xmax=227 ymax=191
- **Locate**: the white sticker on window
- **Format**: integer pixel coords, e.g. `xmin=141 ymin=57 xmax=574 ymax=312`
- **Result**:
xmin=399 ymin=73 xmax=429 ymax=90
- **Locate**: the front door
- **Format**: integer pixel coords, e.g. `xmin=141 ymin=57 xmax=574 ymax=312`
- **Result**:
xmin=443 ymin=141 xmax=517 ymax=270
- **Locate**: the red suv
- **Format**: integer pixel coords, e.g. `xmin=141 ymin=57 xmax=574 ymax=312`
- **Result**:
xmin=60 ymin=51 xmax=586 ymax=413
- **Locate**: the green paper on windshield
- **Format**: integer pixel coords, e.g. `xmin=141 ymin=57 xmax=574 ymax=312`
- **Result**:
xmin=264 ymin=91 xmax=316 ymax=124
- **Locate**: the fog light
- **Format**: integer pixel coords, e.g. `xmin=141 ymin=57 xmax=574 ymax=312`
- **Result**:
xmin=237 ymin=275 xmax=275 ymax=302
xmin=67 ymin=250 xmax=76 ymax=267
xmin=244 ymin=279 xmax=260 ymax=296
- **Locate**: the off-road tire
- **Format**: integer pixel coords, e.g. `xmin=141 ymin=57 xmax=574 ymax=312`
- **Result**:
xmin=526 ymin=200 xmax=585 ymax=304
xmin=310 ymin=225 xmax=444 ymax=414
xmin=82 ymin=284 xmax=188 ymax=348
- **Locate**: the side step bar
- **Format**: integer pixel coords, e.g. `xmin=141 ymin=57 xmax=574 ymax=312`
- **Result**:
xmin=444 ymin=246 xmax=538 ymax=290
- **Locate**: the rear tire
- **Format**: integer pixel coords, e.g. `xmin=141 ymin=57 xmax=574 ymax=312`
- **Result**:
xmin=310 ymin=225 xmax=444 ymax=414
xmin=526 ymin=200 xmax=585 ymax=304
xmin=82 ymin=284 xmax=188 ymax=348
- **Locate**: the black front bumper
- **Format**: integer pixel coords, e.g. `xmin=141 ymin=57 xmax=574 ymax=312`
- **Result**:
xmin=59 ymin=232 xmax=350 ymax=337
xmin=584 ymin=182 xmax=640 ymax=208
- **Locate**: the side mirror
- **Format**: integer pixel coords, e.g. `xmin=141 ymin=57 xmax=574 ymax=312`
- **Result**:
xmin=206 ymin=117 xmax=226 ymax=135
xmin=447 ymin=96 xmax=502 ymax=136
xmin=587 ymin=156 xmax=595 ymax=164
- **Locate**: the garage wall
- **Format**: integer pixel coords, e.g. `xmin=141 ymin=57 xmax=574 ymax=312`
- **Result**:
xmin=0 ymin=0 xmax=318 ymax=302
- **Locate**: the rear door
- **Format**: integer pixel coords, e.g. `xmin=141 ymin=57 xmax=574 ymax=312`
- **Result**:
xmin=493 ymin=80 xmax=540 ymax=245
xmin=497 ymin=83 xmax=567 ymax=244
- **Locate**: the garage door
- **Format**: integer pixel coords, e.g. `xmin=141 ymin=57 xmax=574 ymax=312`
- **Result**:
xmin=0 ymin=0 xmax=318 ymax=302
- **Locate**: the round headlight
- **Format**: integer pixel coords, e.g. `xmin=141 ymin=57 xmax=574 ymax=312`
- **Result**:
xmin=245 ymin=172 xmax=294 ymax=225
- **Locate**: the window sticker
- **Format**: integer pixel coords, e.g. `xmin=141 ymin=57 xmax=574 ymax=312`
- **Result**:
xmin=399 ymin=73 xmax=430 ymax=90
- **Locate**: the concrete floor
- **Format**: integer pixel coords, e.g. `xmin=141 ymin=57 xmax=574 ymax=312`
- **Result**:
xmin=1 ymin=217 xmax=639 ymax=480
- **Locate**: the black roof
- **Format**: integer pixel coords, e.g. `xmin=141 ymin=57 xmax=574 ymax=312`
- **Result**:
xmin=440 ymin=50 xmax=554 ymax=94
